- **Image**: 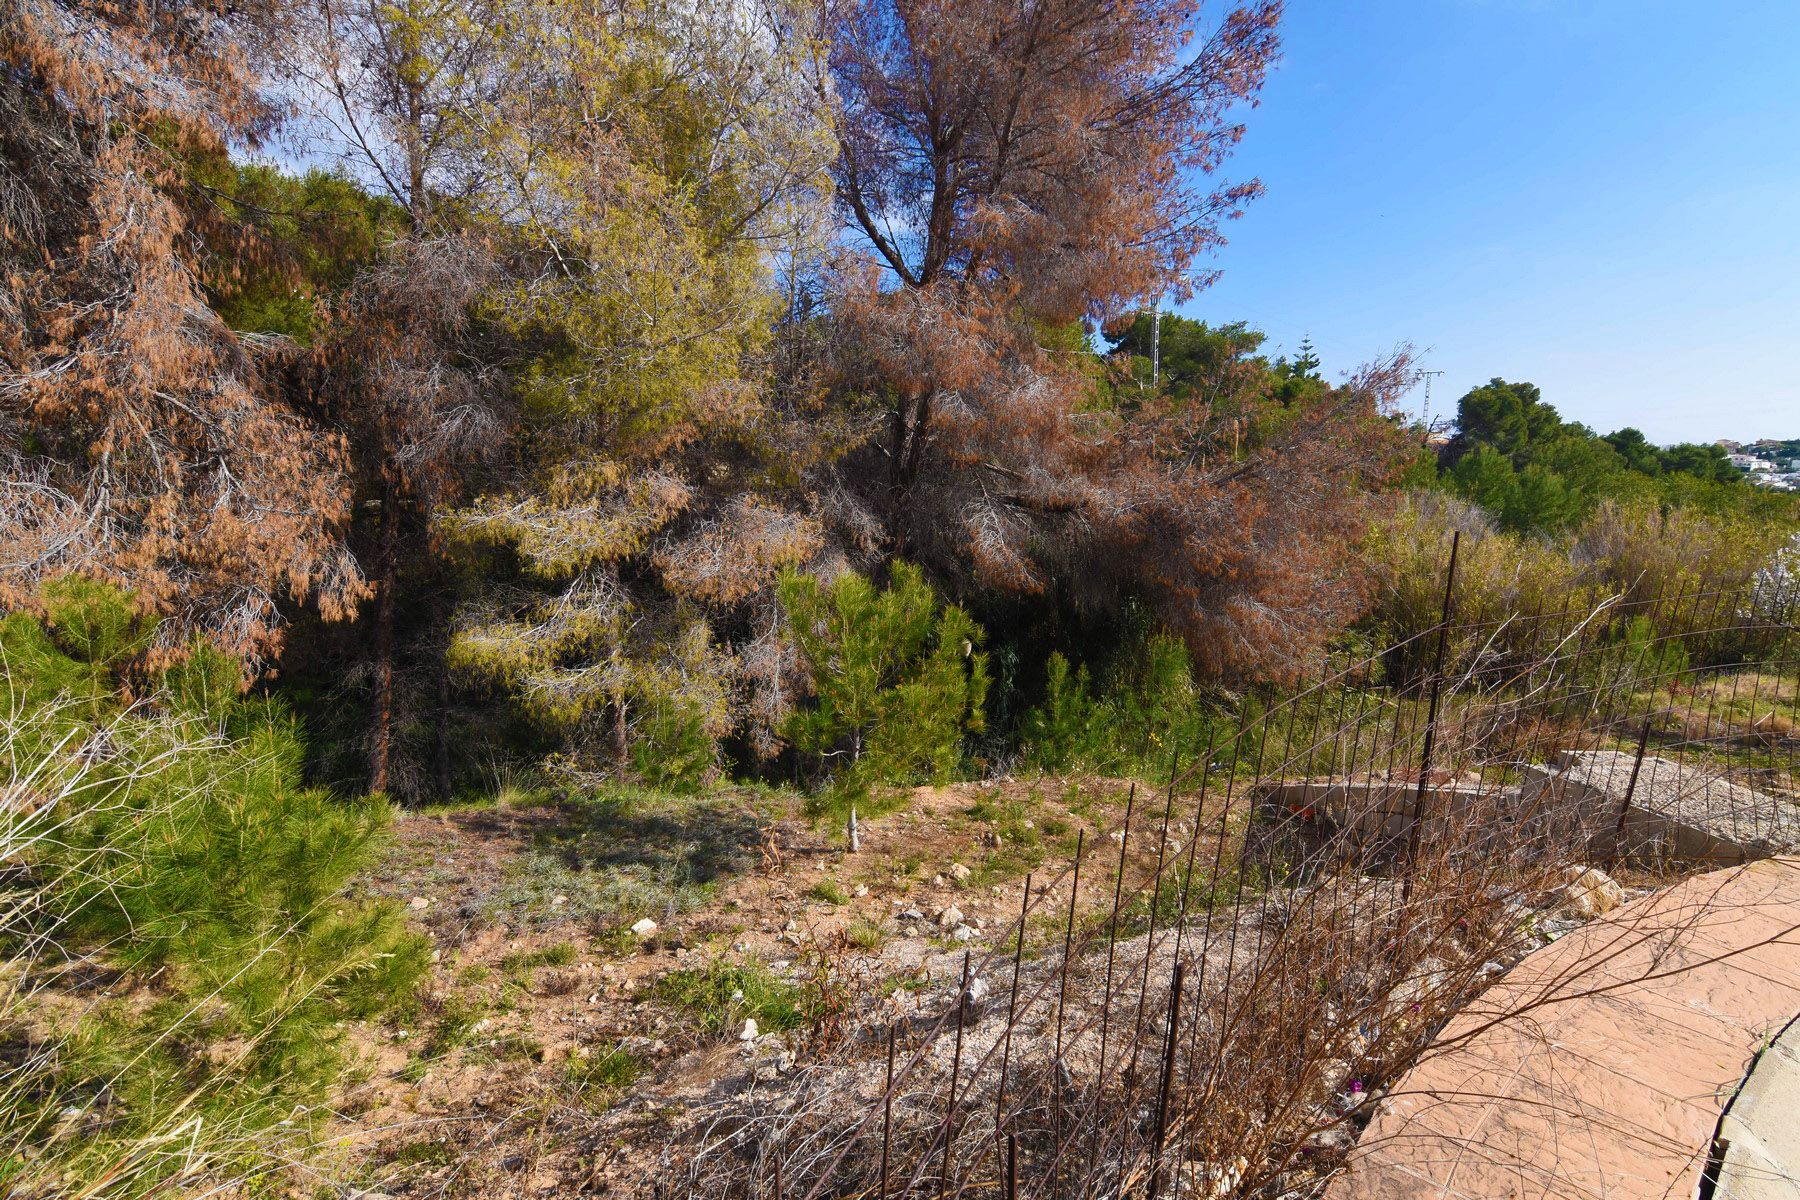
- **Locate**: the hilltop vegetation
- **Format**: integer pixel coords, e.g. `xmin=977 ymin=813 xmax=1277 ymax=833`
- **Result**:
xmin=3 ymin=0 xmax=1798 ymax=1195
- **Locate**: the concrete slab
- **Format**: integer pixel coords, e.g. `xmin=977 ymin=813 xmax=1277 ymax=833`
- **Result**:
xmin=1330 ymin=858 xmax=1800 ymax=1200
xmin=1520 ymin=751 xmax=1800 ymax=864
xmin=1713 ymin=1014 xmax=1800 ymax=1199
xmin=1268 ymin=779 xmax=1513 ymax=847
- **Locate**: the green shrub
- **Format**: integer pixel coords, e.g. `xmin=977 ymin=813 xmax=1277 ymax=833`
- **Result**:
xmin=1019 ymin=633 xmax=1215 ymax=778
xmin=844 ymin=916 xmax=888 ymax=950
xmin=779 ymin=562 xmax=989 ymax=814
xmin=1020 ymin=652 xmax=1105 ymax=772
xmin=565 ymin=1041 xmax=645 ymax=1106
xmin=649 ymin=960 xmax=810 ymax=1034
xmin=807 ymin=878 xmax=850 ymax=905
xmin=630 ymin=694 xmax=721 ymax=792
xmin=0 ymin=582 xmax=429 ymax=1198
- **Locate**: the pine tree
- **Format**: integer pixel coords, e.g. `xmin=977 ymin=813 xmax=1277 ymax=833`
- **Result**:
xmin=1 ymin=0 xmax=366 ymax=664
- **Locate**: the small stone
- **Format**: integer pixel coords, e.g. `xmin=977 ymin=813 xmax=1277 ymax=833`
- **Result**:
xmin=937 ymin=905 xmax=964 ymax=928
xmin=550 ymin=894 xmax=568 ymax=907
xmin=853 ymin=883 xmax=870 ymax=898
xmin=408 ymin=896 xmax=430 ymax=910
xmin=949 ymin=862 xmax=972 ymax=882
xmin=901 ymin=908 xmax=924 ymax=922
xmin=739 ymin=1017 xmax=760 ymax=1042
xmin=951 ymin=923 xmax=975 ymax=942
xmin=630 ymin=917 xmax=659 ymax=937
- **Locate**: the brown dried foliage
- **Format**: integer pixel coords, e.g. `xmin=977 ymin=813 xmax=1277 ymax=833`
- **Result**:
xmin=1 ymin=0 xmax=363 ymax=662
xmin=814 ymin=0 xmax=1411 ymax=681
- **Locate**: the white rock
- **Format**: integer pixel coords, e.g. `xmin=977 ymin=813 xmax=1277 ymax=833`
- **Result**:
xmin=949 ymin=862 xmax=972 ymax=882
xmin=951 ymin=924 xmax=975 ymax=942
xmin=408 ymin=896 xmax=430 ymax=910
xmin=1559 ymin=866 xmax=1624 ymax=917
xmin=853 ymin=883 xmax=869 ymax=898
xmin=937 ymin=905 xmax=964 ymax=928
xmin=739 ymin=1018 xmax=760 ymax=1042
xmin=630 ymin=917 xmax=659 ymax=937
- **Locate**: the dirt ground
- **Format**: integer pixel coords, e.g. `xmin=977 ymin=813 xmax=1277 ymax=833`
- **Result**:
xmin=332 ymin=776 xmax=1180 ymax=1197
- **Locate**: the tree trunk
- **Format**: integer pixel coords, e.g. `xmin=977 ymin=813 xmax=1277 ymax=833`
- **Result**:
xmin=433 ymin=648 xmax=453 ymax=798
xmin=886 ymin=392 xmax=933 ymax=546
xmin=369 ymin=482 xmax=399 ymax=795
xmin=611 ymin=694 xmax=629 ymax=778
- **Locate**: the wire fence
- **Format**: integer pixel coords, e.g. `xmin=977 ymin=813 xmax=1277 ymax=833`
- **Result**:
xmin=658 ymin=544 xmax=1800 ymax=1200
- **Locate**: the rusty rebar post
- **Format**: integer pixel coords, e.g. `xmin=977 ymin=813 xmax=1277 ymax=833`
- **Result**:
xmin=880 ymin=1024 xmax=896 ymax=1200
xmin=1147 ymin=961 xmax=1187 ymax=1200
xmin=938 ymin=952 xmax=971 ymax=1200
xmin=1052 ymin=829 xmax=1083 ymax=1141
xmin=1402 ymin=529 xmax=1460 ymax=905
xmin=1607 ymin=716 xmax=1655 ymax=870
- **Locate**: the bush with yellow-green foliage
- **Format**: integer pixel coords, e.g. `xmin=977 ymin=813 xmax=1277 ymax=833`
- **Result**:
xmin=1361 ymin=492 xmax=1591 ymax=688
xmin=1364 ymin=492 xmax=1800 ymax=688
xmin=0 ymin=579 xmax=427 ymax=1198
xmin=1573 ymin=498 xmax=1795 ymax=615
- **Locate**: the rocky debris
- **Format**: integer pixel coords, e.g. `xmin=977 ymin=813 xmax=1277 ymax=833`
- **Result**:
xmin=949 ymin=862 xmax=972 ymax=883
xmin=937 ymin=905 xmax=964 ymax=929
xmin=630 ymin=917 xmax=659 ymax=937
xmin=948 ymin=975 xmax=993 ymax=1021
xmin=1523 ymin=750 xmax=1800 ymax=864
xmin=1557 ymin=866 xmax=1625 ymax=917
xmin=951 ymin=924 xmax=975 ymax=942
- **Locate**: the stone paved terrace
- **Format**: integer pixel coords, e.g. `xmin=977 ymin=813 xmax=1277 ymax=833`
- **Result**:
xmin=1330 ymin=857 xmax=1800 ymax=1200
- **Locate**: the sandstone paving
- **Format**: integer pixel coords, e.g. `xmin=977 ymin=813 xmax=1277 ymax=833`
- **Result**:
xmin=1331 ymin=858 xmax=1800 ymax=1200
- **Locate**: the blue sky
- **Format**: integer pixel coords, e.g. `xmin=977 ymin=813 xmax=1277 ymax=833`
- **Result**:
xmin=1182 ymin=0 xmax=1800 ymax=444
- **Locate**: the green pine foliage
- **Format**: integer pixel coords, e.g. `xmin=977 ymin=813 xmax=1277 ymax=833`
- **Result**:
xmin=0 ymin=581 xmax=428 ymax=1197
xmin=778 ymin=562 xmax=990 ymax=813
xmin=1020 ymin=631 xmax=1218 ymax=778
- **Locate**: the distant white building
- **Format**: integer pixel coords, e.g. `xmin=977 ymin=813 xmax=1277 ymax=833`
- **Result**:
xmin=1727 ymin=452 xmax=1778 ymax=473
